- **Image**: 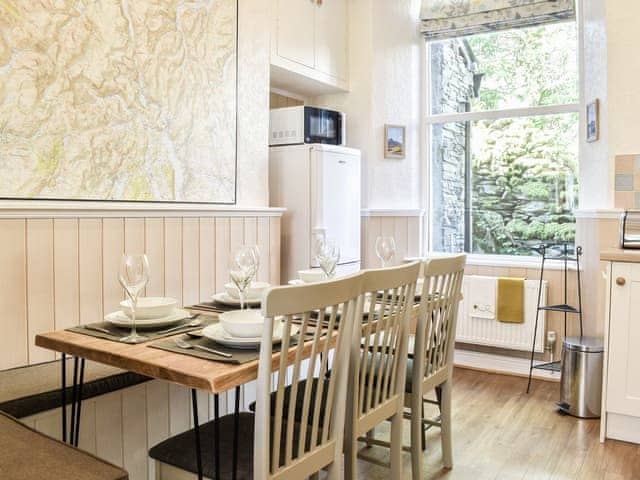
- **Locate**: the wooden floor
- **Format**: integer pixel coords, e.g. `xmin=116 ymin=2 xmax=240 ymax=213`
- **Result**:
xmin=355 ymin=368 xmax=640 ymax=480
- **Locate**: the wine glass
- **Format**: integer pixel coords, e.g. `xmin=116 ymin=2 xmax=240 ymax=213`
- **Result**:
xmin=118 ymin=254 xmax=150 ymax=344
xmin=247 ymin=245 xmax=260 ymax=281
xmin=230 ymin=246 xmax=258 ymax=309
xmin=315 ymin=238 xmax=340 ymax=279
xmin=375 ymin=236 xmax=396 ymax=267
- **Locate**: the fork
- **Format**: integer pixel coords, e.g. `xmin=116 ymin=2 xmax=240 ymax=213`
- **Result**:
xmin=174 ymin=337 xmax=232 ymax=358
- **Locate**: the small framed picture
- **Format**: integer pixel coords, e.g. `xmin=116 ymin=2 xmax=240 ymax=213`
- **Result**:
xmin=384 ymin=124 xmax=406 ymax=159
xmin=586 ymin=99 xmax=599 ymax=143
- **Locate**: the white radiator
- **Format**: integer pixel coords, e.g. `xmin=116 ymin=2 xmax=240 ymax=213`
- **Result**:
xmin=456 ymin=276 xmax=547 ymax=353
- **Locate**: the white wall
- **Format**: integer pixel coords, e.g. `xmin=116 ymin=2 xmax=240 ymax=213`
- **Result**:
xmin=605 ymin=0 xmax=640 ymax=198
xmin=237 ymin=0 xmax=270 ymax=207
xmin=579 ymin=0 xmax=610 ymax=209
xmin=313 ymin=0 xmax=423 ymax=211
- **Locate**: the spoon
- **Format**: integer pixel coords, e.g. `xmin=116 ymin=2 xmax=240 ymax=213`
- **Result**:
xmin=174 ymin=337 xmax=232 ymax=358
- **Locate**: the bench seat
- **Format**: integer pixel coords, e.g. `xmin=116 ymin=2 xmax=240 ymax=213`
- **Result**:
xmin=0 ymin=411 xmax=129 ymax=480
xmin=0 ymin=360 xmax=149 ymax=419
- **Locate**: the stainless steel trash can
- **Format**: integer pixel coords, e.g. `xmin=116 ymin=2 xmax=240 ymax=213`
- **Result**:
xmin=558 ymin=336 xmax=604 ymax=418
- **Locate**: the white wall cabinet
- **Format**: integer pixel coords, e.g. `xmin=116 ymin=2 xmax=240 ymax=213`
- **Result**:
xmin=602 ymin=261 xmax=640 ymax=444
xmin=271 ymin=0 xmax=349 ymax=95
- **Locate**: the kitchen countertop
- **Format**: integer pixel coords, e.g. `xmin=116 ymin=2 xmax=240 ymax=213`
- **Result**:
xmin=601 ymin=247 xmax=640 ymax=263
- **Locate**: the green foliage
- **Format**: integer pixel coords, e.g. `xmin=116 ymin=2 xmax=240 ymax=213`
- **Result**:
xmin=465 ymin=23 xmax=579 ymax=255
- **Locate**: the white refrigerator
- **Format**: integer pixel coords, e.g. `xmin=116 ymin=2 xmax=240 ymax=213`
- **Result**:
xmin=269 ymin=144 xmax=361 ymax=284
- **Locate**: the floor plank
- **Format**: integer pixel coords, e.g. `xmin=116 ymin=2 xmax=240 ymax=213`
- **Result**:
xmin=355 ymin=368 xmax=640 ymax=480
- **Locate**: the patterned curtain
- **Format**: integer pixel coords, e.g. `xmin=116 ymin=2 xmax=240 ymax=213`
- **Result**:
xmin=421 ymin=0 xmax=576 ymax=40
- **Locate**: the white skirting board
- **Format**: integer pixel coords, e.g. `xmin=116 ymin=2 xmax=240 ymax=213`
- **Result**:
xmin=454 ymin=349 xmax=560 ymax=381
xmin=605 ymin=413 xmax=640 ymax=445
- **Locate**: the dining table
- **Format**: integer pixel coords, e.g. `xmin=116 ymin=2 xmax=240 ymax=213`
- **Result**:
xmin=34 ymin=308 xmax=330 ymax=480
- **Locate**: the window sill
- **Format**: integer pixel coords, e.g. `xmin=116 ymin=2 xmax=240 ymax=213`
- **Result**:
xmin=407 ymin=253 xmax=577 ymax=271
xmin=465 ymin=254 xmax=576 ymax=271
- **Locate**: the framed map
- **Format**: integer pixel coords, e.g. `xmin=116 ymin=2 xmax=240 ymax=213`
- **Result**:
xmin=0 ymin=0 xmax=238 ymax=204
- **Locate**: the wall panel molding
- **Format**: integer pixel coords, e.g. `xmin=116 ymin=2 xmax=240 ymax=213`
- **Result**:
xmin=0 ymin=201 xmax=285 ymax=219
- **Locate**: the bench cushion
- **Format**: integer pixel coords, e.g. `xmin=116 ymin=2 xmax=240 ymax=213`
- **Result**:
xmin=0 ymin=361 xmax=150 ymax=418
xmin=0 ymin=411 xmax=129 ymax=480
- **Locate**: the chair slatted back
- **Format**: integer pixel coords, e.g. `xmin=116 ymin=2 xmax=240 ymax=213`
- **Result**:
xmin=415 ymin=255 xmax=466 ymax=385
xmin=255 ymin=272 xmax=364 ymax=480
xmin=352 ymin=262 xmax=421 ymax=423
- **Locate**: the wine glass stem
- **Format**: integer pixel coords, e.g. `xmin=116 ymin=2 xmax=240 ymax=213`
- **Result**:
xmin=239 ymin=290 xmax=245 ymax=310
xmin=130 ymin=293 xmax=137 ymax=339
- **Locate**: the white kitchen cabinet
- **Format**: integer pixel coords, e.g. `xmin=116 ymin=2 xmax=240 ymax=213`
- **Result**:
xmin=271 ymin=0 xmax=349 ymax=95
xmin=274 ymin=0 xmax=316 ymax=69
xmin=601 ymin=260 xmax=640 ymax=444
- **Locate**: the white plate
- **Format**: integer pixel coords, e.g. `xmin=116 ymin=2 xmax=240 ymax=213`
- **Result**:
xmin=202 ymin=322 xmax=299 ymax=350
xmin=288 ymin=279 xmax=304 ymax=286
xmin=211 ymin=292 xmax=261 ymax=307
xmin=105 ymin=309 xmax=190 ymax=329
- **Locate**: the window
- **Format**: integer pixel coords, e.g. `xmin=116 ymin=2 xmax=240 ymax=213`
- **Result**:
xmin=428 ymin=22 xmax=579 ymax=256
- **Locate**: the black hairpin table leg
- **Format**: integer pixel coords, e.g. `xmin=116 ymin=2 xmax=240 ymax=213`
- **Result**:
xmin=73 ymin=358 xmax=85 ymax=447
xmin=191 ymin=389 xmax=203 ymax=480
xmin=61 ymin=355 xmax=67 ymax=443
xmin=61 ymin=356 xmax=86 ymax=447
xmin=214 ymin=393 xmax=220 ymax=480
xmin=232 ymin=386 xmax=241 ymax=480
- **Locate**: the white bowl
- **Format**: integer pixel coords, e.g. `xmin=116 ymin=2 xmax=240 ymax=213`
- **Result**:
xmin=298 ymin=269 xmax=325 ymax=283
xmin=224 ymin=281 xmax=270 ymax=300
xmin=120 ymin=297 xmax=178 ymax=319
xmin=219 ymin=310 xmax=265 ymax=338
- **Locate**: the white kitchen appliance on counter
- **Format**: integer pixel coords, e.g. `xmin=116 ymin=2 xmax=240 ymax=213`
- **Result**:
xmin=269 ymin=144 xmax=361 ymax=284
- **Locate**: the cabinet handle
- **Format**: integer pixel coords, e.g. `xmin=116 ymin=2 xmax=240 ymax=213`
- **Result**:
xmin=616 ymin=277 xmax=626 ymax=286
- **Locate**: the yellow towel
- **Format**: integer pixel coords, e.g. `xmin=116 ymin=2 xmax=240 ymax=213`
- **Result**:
xmin=497 ymin=278 xmax=525 ymax=324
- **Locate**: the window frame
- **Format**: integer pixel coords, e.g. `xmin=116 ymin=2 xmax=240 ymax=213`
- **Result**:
xmin=424 ymin=18 xmax=584 ymax=262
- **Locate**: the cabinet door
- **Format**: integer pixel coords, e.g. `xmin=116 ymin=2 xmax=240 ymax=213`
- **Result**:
xmin=607 ymin=262 xmax=640 ymax=416
xmin=275 ymin=0 xmax=316 ymax=69
xmin=315 ymin=0 xmax=348 ymax=80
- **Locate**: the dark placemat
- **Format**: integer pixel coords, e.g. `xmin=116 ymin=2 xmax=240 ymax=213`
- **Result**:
xmin=186 ymin=301 xmax=249 ymax=313
xmin=149 ymin=333 xmax=298 ymax=365
xmin=67 ymin=315 xmax=215 ymax=343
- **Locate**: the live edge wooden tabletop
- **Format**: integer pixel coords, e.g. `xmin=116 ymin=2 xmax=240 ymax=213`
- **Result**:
xmin=35 ymin=314 xmax=331 ymax=394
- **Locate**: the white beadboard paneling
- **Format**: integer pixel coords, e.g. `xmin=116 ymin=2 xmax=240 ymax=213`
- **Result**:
xmin=168 ymin=383 xmax=190 ymax=435
xmin=6 ymin=210 xmax=282 ymax=480
xmin=102 ymin=218 xmax=125 ymax=314
xmin=269 ymin=217 xmax=281 ymax=286
xmin=144 ymin=218 xmax=165 ymax=297
xmin=199 ymin=217 xmax=216 ymax=301
xmin=78 ymin=219 xmax=103 ymax=325
xmin=182 ymin=218 xmax=200 ymax=307
xmin=393 ymin=217 xmax=409 ymax=267
xmin=257 ymin=217 xmax=270 ymax=282
xmin=1 ymin=212 xmax=281 ymax=371
xmin=146 ymin=380 xmax=170 ymax=479
xmin=362 ymin=215 xmax=422 ymax=268
xmin=26 ymin=219 xmax=55 ymax=364
xmin=164 ymin=218 xmax=183 ymax=305
xmin=53 ymin=219 xmax=80 ymax=332
xmin=230 ymin=216 xmax=244 ymax=251
xmin=122 ymin=384 xmax=149 ymax=480
xmin=95 ymin=391 xmax=124 ymax=467
xmin=215 ymin=217 xmax=231 ymax=292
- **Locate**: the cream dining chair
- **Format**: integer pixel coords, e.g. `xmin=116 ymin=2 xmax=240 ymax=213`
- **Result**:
xmin=407 ymin=254 xmax=466 ymax=479
xmin=344 ymin=261 xmax=421 ymax=480
xmin=254 ymin=271 xmax=364 ymax=479
xmin=152 ymin=272 xmax=364 ymax=480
